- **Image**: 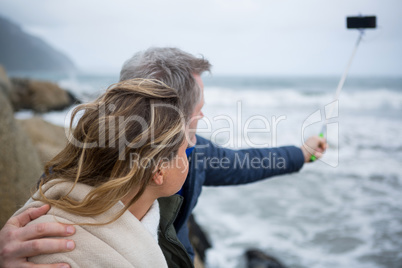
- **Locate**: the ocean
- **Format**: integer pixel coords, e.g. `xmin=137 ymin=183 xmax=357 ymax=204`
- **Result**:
xmin=13 ymin=72 xmax=402 ymax=268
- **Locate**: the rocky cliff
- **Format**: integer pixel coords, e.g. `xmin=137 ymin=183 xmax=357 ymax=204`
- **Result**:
xmin=0 ymin=16 xmax=75 ymax=72
xmin=0 ymin=65 xmax=76 ymax=227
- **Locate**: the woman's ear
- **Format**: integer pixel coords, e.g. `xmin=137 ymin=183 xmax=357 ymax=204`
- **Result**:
xmin=152 ymin=169 xmax=164 ymax=186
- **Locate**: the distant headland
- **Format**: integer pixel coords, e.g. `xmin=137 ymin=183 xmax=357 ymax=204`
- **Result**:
xmin=0 ymin=16 xmax=75 ymax=72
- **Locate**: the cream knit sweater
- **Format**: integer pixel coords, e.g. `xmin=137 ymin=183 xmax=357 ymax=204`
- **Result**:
xmin=14 ymin=180 xmax=168 ymax=268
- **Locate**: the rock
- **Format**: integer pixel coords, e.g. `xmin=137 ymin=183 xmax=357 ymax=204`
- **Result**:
xmin=188 ymin=214 xmax=212 ymax=267
xmin=0 ymin=90 xmax=43 ymax=227
xmin=245 ymin=249 xmax=287 ymax=268
xmin=194 ymin=253 xmax=205 ymax=268
xmin=10 ymin=77 xmax=79 ymax=113
xmin=0 ymin=65 xmax=12 ymax=98
xmin=18 ymin=117 xmax=68 ymax=165
xmin=0 ymin=65 xmax=73 ymax=227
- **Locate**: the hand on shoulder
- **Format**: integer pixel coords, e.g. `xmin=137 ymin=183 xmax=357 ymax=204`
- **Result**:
xmin=0 ymin=204 xmax=75 ymax=268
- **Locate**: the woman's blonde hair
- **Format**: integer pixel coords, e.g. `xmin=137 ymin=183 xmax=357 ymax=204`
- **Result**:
xmin=37 ymin=78 xmax=185 ymax=224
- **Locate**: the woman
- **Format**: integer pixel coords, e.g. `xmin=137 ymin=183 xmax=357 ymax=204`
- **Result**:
xmin=13 ymin=79 xmax=189 ymax=267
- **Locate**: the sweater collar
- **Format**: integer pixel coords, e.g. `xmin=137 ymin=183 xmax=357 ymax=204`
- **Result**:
xmin=139 ymin=200 xmax=160 ymax=242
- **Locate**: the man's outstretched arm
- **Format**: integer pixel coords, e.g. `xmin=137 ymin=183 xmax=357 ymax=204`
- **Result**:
xmin=196 ymin=135 xmax=327 ymax=186
xmin=0 ymin=204 xmax=76 ymax=268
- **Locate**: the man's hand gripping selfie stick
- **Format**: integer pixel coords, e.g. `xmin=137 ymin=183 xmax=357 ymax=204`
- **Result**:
xmin=310 ymin=15 xmax=376 ymax=162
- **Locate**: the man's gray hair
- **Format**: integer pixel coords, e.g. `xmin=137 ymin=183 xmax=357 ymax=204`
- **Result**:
xmin=120 ymin=47 xmax=211 ymax=122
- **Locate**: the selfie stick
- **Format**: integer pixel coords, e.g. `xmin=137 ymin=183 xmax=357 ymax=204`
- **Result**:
xmin=310 ymin=15 xmax=376 ymax=161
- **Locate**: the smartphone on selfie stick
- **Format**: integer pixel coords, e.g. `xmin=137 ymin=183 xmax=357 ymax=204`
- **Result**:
xmin=309 ymin=15 xmax=377 ymax=162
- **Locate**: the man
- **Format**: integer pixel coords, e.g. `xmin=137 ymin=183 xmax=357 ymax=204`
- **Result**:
xmin=0 ymin=47 xmax=326 ymax=268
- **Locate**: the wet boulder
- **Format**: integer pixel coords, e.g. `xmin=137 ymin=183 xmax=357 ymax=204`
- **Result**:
xmin=18 ymin=117 xmax=68 ymax=165
xmin=0 ymin=90 xmax=43 ymax=227
xmin=10 ymin=77 xmax=79 ymax=113
xmin=245 ymin=249 xmax=287 ymax=268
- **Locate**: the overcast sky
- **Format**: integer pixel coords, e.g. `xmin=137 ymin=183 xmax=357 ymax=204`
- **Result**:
xmin=1 ymin=0 xmax=401 ymax=76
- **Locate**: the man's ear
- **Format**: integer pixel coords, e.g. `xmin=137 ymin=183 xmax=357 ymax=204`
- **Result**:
xmin=152 ymin=169 xmax=164 ymax=186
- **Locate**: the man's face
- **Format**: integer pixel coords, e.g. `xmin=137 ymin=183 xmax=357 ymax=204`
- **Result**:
xmin=187 ymin=74 xmax=205 ymax=147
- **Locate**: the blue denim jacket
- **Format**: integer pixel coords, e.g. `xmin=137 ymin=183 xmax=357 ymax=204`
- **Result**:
xmin=173 ymin=135 xmax=305 ymax=261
